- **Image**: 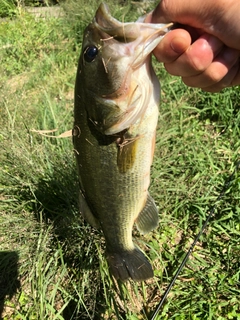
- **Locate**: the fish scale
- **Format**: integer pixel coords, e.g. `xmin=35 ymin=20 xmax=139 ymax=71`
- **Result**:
xmin=73 ymin=2 xmax=172 ymax=281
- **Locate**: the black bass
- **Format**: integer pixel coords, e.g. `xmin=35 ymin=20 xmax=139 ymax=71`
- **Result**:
xmin=73 ymin=3 xmax=171 ymax=281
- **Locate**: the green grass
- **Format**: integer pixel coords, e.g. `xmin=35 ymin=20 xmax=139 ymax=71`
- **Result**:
xmin=0 ymin=1 xmax=240 ymax=319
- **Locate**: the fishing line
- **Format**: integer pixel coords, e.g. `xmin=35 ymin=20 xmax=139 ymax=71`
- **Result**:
xmin=149 ymin=160 xmax=240 ymax=320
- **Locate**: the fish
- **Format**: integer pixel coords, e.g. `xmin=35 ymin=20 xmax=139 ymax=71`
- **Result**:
xmin=73 ymin=2 xmax=171 ymax=281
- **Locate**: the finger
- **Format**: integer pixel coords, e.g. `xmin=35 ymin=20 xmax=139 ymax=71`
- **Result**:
xmin=231 ymin=59 xmax=240 ymax=86
xmin=153 ymin=29 xmax=191 ymax=63
xmin=164 ymin=34 xmax=223 ymax=77
xmin=199 ymin=58 xmax=240 ymax=92
xmin=150 ymin=0 xmax=218 ymax=26
xmin=151 ymin=0 xmax=240 ymax=51
xmin=182 ymin=47 xmax=240 ymax=90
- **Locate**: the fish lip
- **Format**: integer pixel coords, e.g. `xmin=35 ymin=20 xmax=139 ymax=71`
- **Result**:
xmin=94 ymin=3 xmax=123 ymax=31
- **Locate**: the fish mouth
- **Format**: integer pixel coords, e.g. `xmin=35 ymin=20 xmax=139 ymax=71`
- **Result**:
xmin=94 ymin=3 xmax=173 ymax=68
xmin=86 ymin=3 xmax=173 ymax=135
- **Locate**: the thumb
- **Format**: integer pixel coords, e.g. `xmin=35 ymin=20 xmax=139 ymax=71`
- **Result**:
xmin=153 ymin=29 xmax=191 ymax=63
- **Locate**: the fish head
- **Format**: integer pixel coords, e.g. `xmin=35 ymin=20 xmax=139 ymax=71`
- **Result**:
xmin=75 ymin=3 xmax=172 ymax=135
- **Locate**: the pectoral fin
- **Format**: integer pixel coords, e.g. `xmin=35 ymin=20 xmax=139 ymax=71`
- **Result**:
xmin=135 ymin=193 xmax=159 ymax=234
xmin=117 ymin=135 xmax=139 ymax=173
xmin=79 ymin=191 xmax=100 ymax=229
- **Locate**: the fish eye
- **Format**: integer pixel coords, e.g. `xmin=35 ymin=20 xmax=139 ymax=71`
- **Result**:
xmin=83 ymin=46 xmax=98 ymax=63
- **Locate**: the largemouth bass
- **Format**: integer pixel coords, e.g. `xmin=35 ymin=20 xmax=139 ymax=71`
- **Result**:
xmin=73 ymin=3 xmax=170 ymax=281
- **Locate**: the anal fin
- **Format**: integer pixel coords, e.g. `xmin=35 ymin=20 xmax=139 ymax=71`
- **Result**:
xmin=135 ymin=193 xmax=159 ymax=234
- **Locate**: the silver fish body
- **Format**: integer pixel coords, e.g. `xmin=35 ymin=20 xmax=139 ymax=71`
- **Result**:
xmin=73 ymin=3 xmax=170 ymax=281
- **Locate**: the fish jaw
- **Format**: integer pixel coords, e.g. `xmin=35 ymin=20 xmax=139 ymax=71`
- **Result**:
xmin=78 ymin=2 xmax=172 ymax=135
xmin=94 ymin=2 xmax=171 ymax=66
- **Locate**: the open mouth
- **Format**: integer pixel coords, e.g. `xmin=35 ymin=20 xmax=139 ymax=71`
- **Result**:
xmin=94 ymin=2 xmax=173 ymax=63
xmin=85 ymin=3 xmax=173 ymax=135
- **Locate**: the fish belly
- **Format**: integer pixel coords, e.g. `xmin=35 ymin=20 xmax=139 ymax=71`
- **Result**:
xmin=73 ymin=97 xmax=158 ymax=281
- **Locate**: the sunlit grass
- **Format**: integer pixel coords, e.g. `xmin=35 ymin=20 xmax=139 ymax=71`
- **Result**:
xmin=0 ymin=1 xmax=239 ymax=319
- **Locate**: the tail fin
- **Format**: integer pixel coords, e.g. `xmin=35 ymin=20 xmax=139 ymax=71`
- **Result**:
xmin=106 ymin=247 xmax=153 ymax=281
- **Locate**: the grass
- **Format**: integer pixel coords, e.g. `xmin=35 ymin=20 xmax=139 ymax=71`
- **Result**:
xmin=0 ymin=1 xmax=239 ymax=319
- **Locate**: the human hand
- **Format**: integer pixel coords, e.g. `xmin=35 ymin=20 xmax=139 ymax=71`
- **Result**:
xmin=148 ymin=0 xmax=240 ymax=92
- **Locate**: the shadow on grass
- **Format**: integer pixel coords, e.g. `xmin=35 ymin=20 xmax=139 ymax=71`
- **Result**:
xmin=0 ymin=251 xmax=20 ymax=320
xmin=33 ymin=165 xmax=111 ymax=319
